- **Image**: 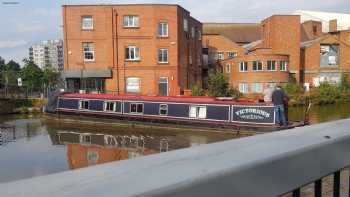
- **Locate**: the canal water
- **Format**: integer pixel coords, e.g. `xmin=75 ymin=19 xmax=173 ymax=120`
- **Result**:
xmin=0 ymin=103 xmax=350 ymax=183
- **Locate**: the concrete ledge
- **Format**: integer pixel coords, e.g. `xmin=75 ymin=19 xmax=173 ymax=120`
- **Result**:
xmin=1 ymin=119 xmax=350 ymax=197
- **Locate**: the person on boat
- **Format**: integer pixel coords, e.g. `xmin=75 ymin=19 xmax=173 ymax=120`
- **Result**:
xmin=272 ymin=85 xmax=289 ymax=126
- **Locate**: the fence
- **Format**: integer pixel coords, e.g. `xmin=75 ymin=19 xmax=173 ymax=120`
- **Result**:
xmin=1 ymin=119 xmax=350 ymax=197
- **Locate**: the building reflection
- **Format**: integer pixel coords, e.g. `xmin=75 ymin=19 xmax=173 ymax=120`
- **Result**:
xmin=55 ymin=131 xmax=165 ymax=169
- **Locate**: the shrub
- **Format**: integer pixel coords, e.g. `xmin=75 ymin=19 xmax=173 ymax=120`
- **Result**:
xmin=311 ymin=83 xmax=342 ymax=105
xmin=191 ymin=84 xmax=205 ymax=96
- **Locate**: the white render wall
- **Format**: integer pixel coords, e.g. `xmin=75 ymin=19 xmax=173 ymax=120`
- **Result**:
xmin=293 ymin=10 xmax=350 ymax=32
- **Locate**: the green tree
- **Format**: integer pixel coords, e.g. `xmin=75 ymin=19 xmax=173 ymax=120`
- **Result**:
xmin=191 ymin=84 xmax=205 ymax=96
xmin=6 ymin=60 xmax=21 ymax=71
xmin=207 ymin=72 xmax=241 ymax=98
xmin=42 ymin=66 xmax=60 ymax=95
xmin=21 ymin=59 xmax=43 ymax=93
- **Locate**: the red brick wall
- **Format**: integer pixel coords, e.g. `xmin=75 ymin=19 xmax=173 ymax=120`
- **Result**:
xmin=63 ymin=4 xmax=202 ymax=96
xmin=261 ymin=15 xmax=301 ymax=81
xmin=302 ymin=20 xmax=322 ymax=39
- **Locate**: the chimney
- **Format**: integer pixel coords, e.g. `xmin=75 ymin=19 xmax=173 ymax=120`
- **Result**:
xmin=329 ymin=19 xmax=338 ymax=32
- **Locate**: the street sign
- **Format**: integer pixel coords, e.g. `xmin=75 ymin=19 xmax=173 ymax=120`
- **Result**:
xmin=17 ymin=78 xmax=22 ymax=87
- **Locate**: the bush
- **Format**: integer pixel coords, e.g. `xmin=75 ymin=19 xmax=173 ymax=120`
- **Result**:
xmin=191 ymin=84 xmax=205 ymax=96
xmin=207 ymin=72 xmax=241 ymax=98
xmin=311 ymin=83 xmax=342 ymax=105
xmin=281 ymin=83 xmax=305 ymax=106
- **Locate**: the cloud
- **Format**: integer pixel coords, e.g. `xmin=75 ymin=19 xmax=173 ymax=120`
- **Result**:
xmin=0 ymin=40 xmax=28 ymax=49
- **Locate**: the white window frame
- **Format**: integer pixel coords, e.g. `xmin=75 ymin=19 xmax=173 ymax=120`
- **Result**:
xmin=267 ymin=60 xmax=276 ymax=71
xmin=159 ymin=104 xmax=168 ymax=116
xmin=183 ymin=18 xmax=188 ymax=32
xmin=104 ymin=101 xmax=116 ymax=112
xmin=123 ymin=15 xmax=139 ymax=28
xmin=239 ymin=83 xmax=249 ymax=93
xmin=198 ymin=30 xmax=202 ymax=40
xmin=79 ymin=100 xmax=90 ymax=110
xmin=82 ymin=42 xmax=95 ymax=62
xmin=81 ymin=16 xmax=93 ymax=30
xmin=125 ymin=46 xmax=140 ymax=61
xmin=189 ymin=105 xmax=207 ymax=119
xmin=280 ymin=61 xmax=288 ymax=71
xmin=158 ymin=22 xmax=168 ymax=37
xmin=158 ymin=49 xmax=168 ymax=63
xmin=252 ymin=61 xmax=263 ymax=71
xmin=239 ymin=62 xmax=248 ymax=72
xmin=130 ymin=103 xmax=144 ymax=114
xmin=159 ymin=77 xmax=169 ymax=96
xmin=227 ymin=52 xmax=237 ymax=58
xmin=225 ymin=64 xmax=231 ymax=73
xmin=217 ymin=52 xmax=224 ymax=60
xmin=126 ymin=77 xmax=141 ymax=93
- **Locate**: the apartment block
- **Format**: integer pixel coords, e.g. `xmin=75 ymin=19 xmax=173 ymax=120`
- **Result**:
xmin=29 ymin=40 xmax=64 ymax=71
xmin=62 ymin=4 xmax=202 ymax=96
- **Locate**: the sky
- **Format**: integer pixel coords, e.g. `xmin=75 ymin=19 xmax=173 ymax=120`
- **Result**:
xmin=0 ymin=0 xmax=349 ymax=64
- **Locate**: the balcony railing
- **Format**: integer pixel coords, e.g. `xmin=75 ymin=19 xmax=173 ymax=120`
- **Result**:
xmin=1 ymin=119 xmax=350 ymax=197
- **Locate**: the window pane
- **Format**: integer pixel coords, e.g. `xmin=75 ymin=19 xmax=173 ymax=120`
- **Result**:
xmin=82 ymin=16 xmax=93 ymax=29
xmin=137 ymin=104 xmax=143 ymax=113
xmin=189 ymin=106 xmax=197 ymax=118
xmin=130 ymin=104 xmax=137 ymax=112
xmin=198 ymin=107 xmax=207 ymax=119
xmin=126 ymin=77 xmax=140 ymax=93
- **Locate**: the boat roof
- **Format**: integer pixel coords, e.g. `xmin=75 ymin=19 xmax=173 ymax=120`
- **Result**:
xmin=61 ymin=93 xmax=273 ymax=106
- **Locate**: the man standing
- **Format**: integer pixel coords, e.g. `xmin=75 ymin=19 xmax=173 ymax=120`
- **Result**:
xmin=272 ymin=85 xmax=289 ymax=126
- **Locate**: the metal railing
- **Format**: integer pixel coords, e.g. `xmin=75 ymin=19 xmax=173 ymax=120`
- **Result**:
xmin=1 ymin=119 xmax=350 ymax=197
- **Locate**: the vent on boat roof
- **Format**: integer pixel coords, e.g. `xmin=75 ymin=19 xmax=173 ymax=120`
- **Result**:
xmin=215 ymin=97 xmax=234 ymax=101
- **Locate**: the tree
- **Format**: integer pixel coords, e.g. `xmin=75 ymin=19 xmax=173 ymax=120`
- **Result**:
xmin=6 ymin=60 xmax=21 ymax=71
xmin=207 ymin=71 xmax=241 ymax=98
xmin=191 ymin=84 xmax=205 ymax=96
xmin=21 ymin=59 xmax=43 ymax=93
xmin=42 ymin=66 xmax=60 ymax=96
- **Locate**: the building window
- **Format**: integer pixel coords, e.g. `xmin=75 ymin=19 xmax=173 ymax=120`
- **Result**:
xmin=82 ymin=43 xmax=95 ymax=62
xmin=252 ymin=61 xmax=263 ymax=71
xmin=228 ymin=52 xmax=237 ymax=58
xmin=158 ymin=49 xmax=168 ymax=63
xmin=126 ymin=77 xmax=140 ymax=93
xmin=189 ymin=105 xmax=207 ymax=119
xmin=267 ymin=60 xmax=276 ymax=71
xmin=159 ymin=104 xmax=168 ymax=116
xmin=123 ymin=15 xmax=139 ymax=28
xmin=125 ymin=46 xmax=140 ymax=61
xmin=130 ymin=103 xmax=143 ymax=114
xmin=81 ymin=16 xmax=93 ymax=30
xmin=198 ymin=30 xmax=202 ymax=40
xmin=191 ymin=27 xmax=195 ymax=38
xmin=239 ymin=83 xmax=248 ymax=93
xmin=225 ymin=64 xmax=231 ymax=73
xmin=217 ymin=52 xmax=224 ymax=60
xmin=280 ymin=61 xmax=288 ymax=71
xmin=79 ymin=100 xmax=89 ymax=110
xmin=183 ymin=18 xmax=188 ymax=32
xmin=189 ymin=48 xmax=192 ymax=64
xmin=158 ymin=22 xmax=168 ymax=37
xmin=104 ymin=101 xmax=116 ymax=112
xmin=159 ymin=77 xmax=168 ymax=96
xmin=251 ymin=83 xmax=263 ymax=93
xmin=320 ymin=44 xmax=339 ymax=66
xmin=239 ymin=62 xmax=248 ymax=72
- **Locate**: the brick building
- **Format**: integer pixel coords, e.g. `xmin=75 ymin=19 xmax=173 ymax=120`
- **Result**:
xmin=62 ymin=4 xmax=202 ymax=96
xmin=301 ymin=20 xmax=350 ymax=88
xmin=205 ymin=16 xmax=299 ymax=95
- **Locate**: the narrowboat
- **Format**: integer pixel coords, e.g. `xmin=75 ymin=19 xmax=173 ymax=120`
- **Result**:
xmin=48 ymin=93 xmax=308 ymax=132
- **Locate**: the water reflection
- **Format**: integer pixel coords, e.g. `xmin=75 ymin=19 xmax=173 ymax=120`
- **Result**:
xmin=0 ymin=115 xmax=236 ymax=183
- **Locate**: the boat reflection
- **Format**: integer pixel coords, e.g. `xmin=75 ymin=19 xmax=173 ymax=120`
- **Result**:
xmin=55 ymin=131 xmax=170 ymax=169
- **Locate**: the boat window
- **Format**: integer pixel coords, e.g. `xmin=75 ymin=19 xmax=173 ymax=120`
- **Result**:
xmin=159 ymin=104 xmax=168 ymax=116
xmin=104 ymin=101 xmax=116 ymax=112
xmin=79 ymin=100 xmax=90 ymax=110
xmin=130 ymin=103 xmax=143 ymax=114
xmin=81 ymin=135 xmax=91 ymax=144
xmin=189 ymin=106 xmax=207 ymax=119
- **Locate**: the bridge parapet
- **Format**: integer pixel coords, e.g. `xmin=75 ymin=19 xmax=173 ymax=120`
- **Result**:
xmin=1 ymin=119 xmax=350 ymax=197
